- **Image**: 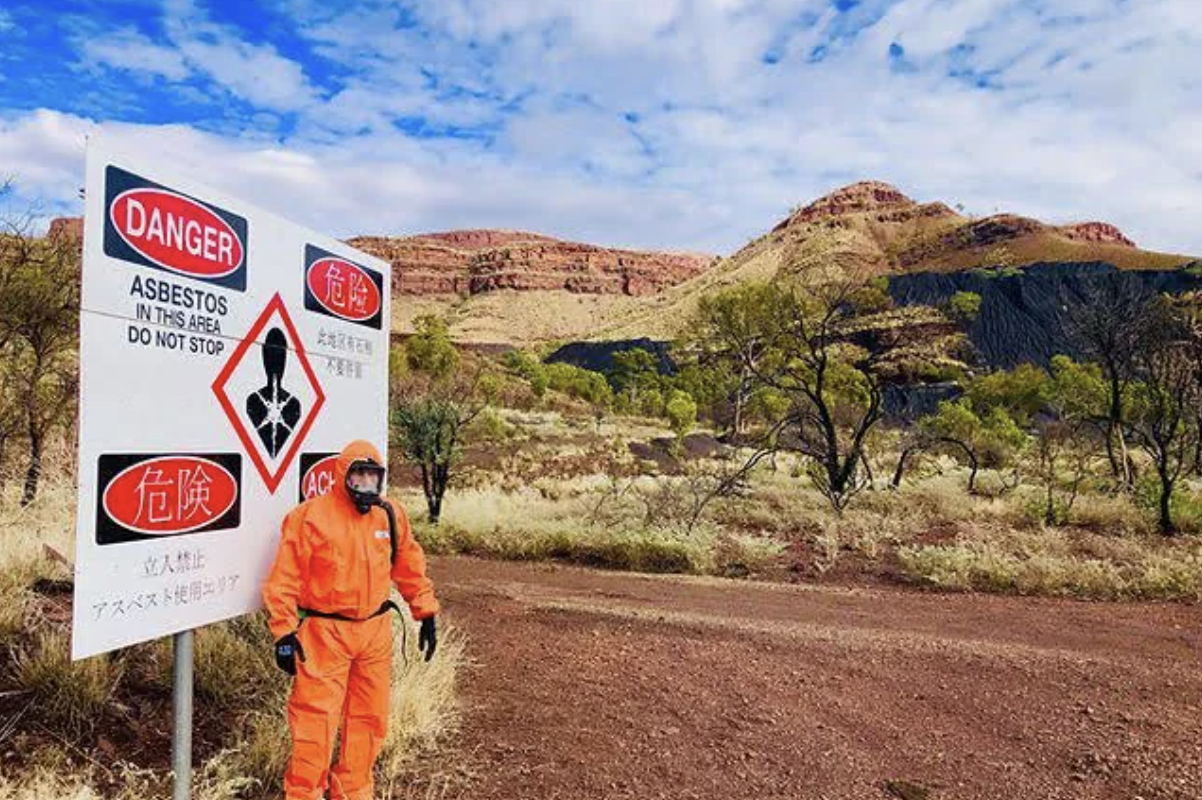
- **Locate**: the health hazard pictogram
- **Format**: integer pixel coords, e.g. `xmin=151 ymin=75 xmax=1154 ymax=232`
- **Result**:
xmin=212 ymin=294 xmax=325 ymax=493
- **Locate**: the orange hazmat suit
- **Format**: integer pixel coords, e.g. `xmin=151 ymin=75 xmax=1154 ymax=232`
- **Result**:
xmin=263 ymin=439 xmax=439 ymax=800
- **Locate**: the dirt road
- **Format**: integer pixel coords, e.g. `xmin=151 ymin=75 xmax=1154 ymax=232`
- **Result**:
xmin=419 ymin=556 xmax=1202 ymax=800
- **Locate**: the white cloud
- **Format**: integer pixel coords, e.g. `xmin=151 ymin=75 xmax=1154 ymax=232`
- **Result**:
xmin=13 ymin=0 xmax=1202 ymax=258
xmin=77 ymin=0 xmax=319 ymax=111
xmin=80 ymin=27 xmax=190 ymax=81
xmin=0 ymin=109 xmax=723 ymax=251
xmin=174 ymin=37 xmax=317 ymax=110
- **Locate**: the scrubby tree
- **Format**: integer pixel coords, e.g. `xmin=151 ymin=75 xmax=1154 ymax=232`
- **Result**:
xmin=909 ymin=399 xmax=1028 ymax=494
xmin=1127 ymin=335 xmax=1201 ymax=535
xmin=892 ymin=362 xmax=1043 ymax=493
xmin=664 ymin=389 xmax=697 ymax=446
xmin=544 ymin=362 xmax=613 ymax=407
xmin=610 ymin=347 xmax=662 ymax=413
xmin=529 ymin=366 xmax=550 ymax=399
xmin=0 ymin=356 xmax=23 ymax=487
xmin=1022 ymin=356 xmax=1108 ymax=525
xmin=1046 ymin=355 xmax=1108 ymax=422
xmin=692 ymin=262 xmax=913 ymax=512
xmin=1032 ymin=419 xmax=1092 ymax=525
xmin=406 ymin=315 xmax=459 ymax=379
xmin=946 ymin=291 xmax=982 ymax=325
xmin=669 ymin=361 xmax=733 ymax=429
xmin=0 ymin=212 xmax=80 ymax=504
xmin=502 ymin=350 xmax=552 ymax=399
xmin=966 ymin=362 xmax=1050 ymax=426
xmin=686 ymin=283 xmax=785 ymax=438
xmin=391 ymin=373 xmax=485 ymax=524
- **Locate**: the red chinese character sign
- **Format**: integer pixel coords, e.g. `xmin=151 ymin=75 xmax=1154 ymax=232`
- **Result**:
xmin=72 ymin=138 xmax=391 ymax=659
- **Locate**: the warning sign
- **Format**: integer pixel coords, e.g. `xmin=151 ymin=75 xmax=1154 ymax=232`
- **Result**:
xmin=104 ymin=165 xmax=248 ymax=291
xmin=298 ymin=452 xmax=339 ymax=503
xmin=96 ymin=453 xmax=242 ymax=545
xmin=72 ymin=138 xmax=391 ymax=659
xmin=212 ymin=294 xmax=326 ymax=493
xmin=303 ymin=244 xmax=384 ymax=329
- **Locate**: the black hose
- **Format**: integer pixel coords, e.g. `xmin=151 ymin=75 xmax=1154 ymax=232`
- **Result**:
xmin=377 ymin=497 xmax=398 ymax=566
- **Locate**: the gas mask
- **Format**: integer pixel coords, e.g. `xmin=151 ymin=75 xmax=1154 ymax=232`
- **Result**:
xmin=345 ymin=459 xmax=386 ymax=514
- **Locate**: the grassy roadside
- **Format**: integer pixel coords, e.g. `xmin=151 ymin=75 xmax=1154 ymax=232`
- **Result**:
xmin=400 ymin=410 xmax=1202 ymax=603
xmin=0 ymin=479 xmax=465 ymax=800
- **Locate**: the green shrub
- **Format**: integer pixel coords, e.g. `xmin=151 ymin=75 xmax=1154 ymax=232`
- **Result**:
xmin=543 ymin=362 xmax=613 ymax=407
xmin=946 ymin=291 xmax=982 ymax=323
xmin=665 ymin=390 xmax=698 ymax=441
xmin=1134 ymin=476 xmax=1202 ymax=535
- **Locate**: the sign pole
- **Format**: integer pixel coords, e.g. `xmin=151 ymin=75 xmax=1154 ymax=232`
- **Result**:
xmin=172 ymin=629 xmax=195 ymax=800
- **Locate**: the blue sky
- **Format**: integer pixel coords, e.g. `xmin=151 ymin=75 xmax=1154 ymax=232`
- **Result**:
xmin=1 ymin=0 xmax=1200 ymax=255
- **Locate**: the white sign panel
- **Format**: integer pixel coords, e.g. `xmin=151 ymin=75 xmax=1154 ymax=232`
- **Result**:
xmin=72 ymin=137 xmax=391 ymax=659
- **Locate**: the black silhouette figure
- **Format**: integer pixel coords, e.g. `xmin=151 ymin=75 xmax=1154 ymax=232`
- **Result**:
xmin=246 ymin=327 xmax=303 ymax=458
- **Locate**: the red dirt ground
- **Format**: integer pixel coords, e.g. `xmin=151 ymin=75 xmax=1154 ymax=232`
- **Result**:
xmin=413 ymin=556 xmax=1202 ymax=800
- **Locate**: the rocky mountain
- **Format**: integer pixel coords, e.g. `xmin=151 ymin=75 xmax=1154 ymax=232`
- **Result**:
xmin=598 ymin=181 xmax=1195 ymax=342
xmin=755 ymin=180 xmax=1186 ymax=276
xmin=43 ymin=179 xmax=1197 ymax=350
xmin=43 ymin=216 xmax=713 ymax=298
xmin=47 ymin=216 xmax=83 ymax=240
xmin=349 ymin=230 xmax=715 ymax=297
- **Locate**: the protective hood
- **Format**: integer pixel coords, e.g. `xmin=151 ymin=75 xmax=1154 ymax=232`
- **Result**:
xmin=334 ymin=439 xmax=385 ymax=503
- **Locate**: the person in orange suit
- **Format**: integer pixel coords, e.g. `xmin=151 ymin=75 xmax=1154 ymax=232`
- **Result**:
xmin=263 ymin=439 xmax=439 ymax=800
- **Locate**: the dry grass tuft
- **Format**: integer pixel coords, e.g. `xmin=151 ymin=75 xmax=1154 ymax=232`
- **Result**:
xmin=898 ymin=527 xmax=1202 ymax=600
xmin=0 ymin=769 xmax=104 ymax=800
xmin=10 ymin=630 xmax=124 ymax=735
xmin=379 ymin=618 xmax=467 ymax=778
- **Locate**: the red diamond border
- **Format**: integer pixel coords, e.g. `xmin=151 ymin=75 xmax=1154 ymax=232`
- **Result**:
xmin=211 ymin=293 xmax=327 ymax=494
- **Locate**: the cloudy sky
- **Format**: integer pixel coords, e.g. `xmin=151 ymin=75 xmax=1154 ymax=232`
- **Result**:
xmin=0 ymin=0 xmax=1199 ymax=255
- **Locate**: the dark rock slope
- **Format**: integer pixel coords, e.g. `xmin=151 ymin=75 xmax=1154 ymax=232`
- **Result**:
xmin=889 ymin=262 xmax=1202 ymax=368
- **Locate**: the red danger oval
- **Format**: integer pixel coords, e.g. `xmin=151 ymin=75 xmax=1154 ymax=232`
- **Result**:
xmin=306 ymin=257 xmax=381 ymax=322
xmin=102 ymin=456 xmax=239 ymax=535
xmin=301 ymin=455 xmax=339 ymax=500
xmin=110 ymin=188 xmax=243 ymax=279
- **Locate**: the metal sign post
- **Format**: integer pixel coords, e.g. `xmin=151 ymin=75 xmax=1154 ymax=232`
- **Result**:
xmin=172 ymin=630 xmax=195 ymax=800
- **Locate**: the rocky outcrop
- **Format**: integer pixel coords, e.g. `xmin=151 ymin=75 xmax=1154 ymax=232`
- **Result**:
xmin=47 ymin=216 xmax=83 ymax=240
xmin=776 ymin=181 xmax=921 ymax=228
xmin=349 ymin=236 xmax=473 ymax=294
xmin=350 ymin=230 xmax=715 ymax=298
xmin=1058 ymin=222 xmax=1136 ymax=247
xmin=41 ymin=217 xmax=712 ymax=298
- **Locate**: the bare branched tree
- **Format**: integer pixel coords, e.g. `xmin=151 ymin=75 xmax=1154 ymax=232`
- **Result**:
xmin=1068 ymin=277 xmax=1159 ymax=489
xmin=1128 ymin=332 xmax=1201 ymax=535
xmin=1033 ymin=419 xmax=1092 ymax=525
